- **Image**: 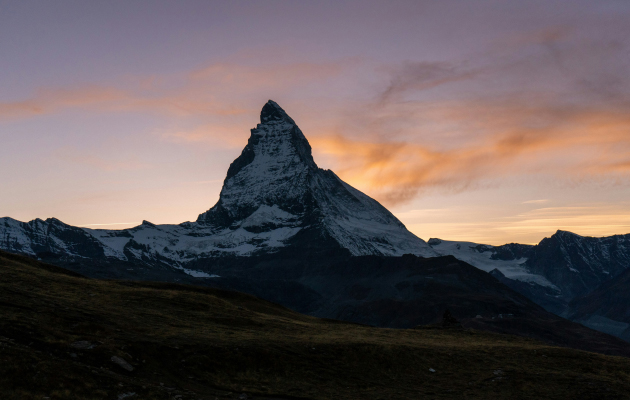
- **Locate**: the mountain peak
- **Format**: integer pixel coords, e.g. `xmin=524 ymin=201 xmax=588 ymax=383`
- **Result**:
xmin=554 ymin=230 xmax=583 ymax=239
xmin=260 ymin=100 xmax=295 ymax=125
xmin=195 ymin=100 xmax=435 ymax=257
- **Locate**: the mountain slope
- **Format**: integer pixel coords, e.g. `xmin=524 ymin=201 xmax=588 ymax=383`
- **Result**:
xmin=428 ymin=232 xmax=630 ymax=318
xmin=569 ymin=267 xmax=630 ymax=341
xmin=183 ymin=252 xmax=630 ymax=357
xmin=427 ymin=238 xmax=567 ymax=315
xmin=0 ymin=100 xmax=435 ymax=268
xmin=4 ymin=250 xmax=630 ymax=399
xmin=526 ymin=230 xmax=630 ymax=298
xmin=197 ymin=100 xmax=435 ymax=257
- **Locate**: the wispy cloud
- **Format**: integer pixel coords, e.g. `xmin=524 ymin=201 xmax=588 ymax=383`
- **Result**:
xmin=0 ymin=60 xmax=350 ymax=122
xmin=312 ymin=101 xmax=630 ymax=206
xmin=307 ymin=24 xmax=630 ymax=205
xmin=3 ymin=25 xmax=629 ymax=210
xmin=378 ymin=61 xmax=482 ymax=102
xmin=402 ymin=203 xmax=630 ymax=245
xmin=522 ymin=199 xmax=549 ymax=204
xmin=0 ymin=85 xmax=245 ymax=120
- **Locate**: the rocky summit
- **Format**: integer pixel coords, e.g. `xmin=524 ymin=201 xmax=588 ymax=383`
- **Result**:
xmin=0 ymin=100 xmax=435 ymax=271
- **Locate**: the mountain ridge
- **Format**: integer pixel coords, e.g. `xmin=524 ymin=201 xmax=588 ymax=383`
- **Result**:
xmin=0 ymin=100 xmax=436 ymax=266
xmin=2 ymin=100 xmax=630 ymax=343
xmin=429 ymin=231 xmax=630 ymax=337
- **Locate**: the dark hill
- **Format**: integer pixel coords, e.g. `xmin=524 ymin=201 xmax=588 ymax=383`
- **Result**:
xmin=3 ymin=250 xmax=630 ymax=399
xmin=187 ymin=251 xmax=630 ymax=357
xmin=12 ymin=247 xmax=630 ymax=358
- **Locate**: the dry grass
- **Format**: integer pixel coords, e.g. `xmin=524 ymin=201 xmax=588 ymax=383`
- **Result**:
xmin=1 ymin=251 xmax=630 ymax=399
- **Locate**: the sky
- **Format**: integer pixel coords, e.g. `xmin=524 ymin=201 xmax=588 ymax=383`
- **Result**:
xmin=1 ymin=0 xmax=630 ymax=244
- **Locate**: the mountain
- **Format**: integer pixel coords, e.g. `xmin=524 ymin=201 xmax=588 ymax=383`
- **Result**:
xmin=5 ymin=239 xmax=627 ymax=357
xmin=185 ymin=252 xmax=630 ymax=356
xmin=427 ymin=238 xmax=566 ymax=315
xmin=526 ymin=230 xmax=630 ymax=298
xmin=4 ymin=250 xmax=630 ymax=399
xmin=0 ymin=100 xmax=435 ymax=273
xmin=568 ymin=267 xmax=630 ymax=341
xmin=3 ymin=100 xmax=630 ymax=349
xmin=427 ymin=238 xmax=544 ymax=286
xmin=428 ymin=232 xmax=630 ymax=325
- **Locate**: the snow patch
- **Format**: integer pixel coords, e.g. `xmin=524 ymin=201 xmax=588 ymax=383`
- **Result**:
xmin=429 ymin=239 xmax=559 ymax=290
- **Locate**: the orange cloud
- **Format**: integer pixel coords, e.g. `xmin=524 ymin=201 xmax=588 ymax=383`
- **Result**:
xmin=159 ymin=122 xmax=251 ymax=148
xmin=0 ymin=85 xmax=244 ymax=120
xmin=311 ymin=100 xmax=630 ymax=206
xmin=399 ymin=203 xmax=630 ymax=245
xmin=0 ymin=60 xmax=349 ymax=121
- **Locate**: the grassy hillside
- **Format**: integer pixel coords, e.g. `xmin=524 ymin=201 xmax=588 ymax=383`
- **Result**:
xmin=1 ymin=250 xmax=630 ymax=399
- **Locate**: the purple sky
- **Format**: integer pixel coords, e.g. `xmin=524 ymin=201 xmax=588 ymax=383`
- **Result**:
xmin=1 ymin=0 xmax=629 ymax=244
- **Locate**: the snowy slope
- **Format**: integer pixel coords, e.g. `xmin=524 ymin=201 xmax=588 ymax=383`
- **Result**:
xmin=197 ymin=100 xmax=436 ymax=257
xmin=527 ymin=230 xmax=630 ymax=298
xmin=428 ymin=238 xmax=557 ymax=289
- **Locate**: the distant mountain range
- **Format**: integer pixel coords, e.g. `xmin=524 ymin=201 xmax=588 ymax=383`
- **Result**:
xmin=1 ymin=100 xmax=629 ymax=345
xmin=429 ymin=231 xmax=630 ymax=339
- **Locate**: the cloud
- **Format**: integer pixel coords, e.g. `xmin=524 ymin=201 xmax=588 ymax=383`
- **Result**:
xmin=499 ymin=205 xmax=630 ymax=238
xmin=378 ymin=61 xmax=482 ymax=102
xmin=404 ymin=203 xmax=630 ymax=245
xmin=0 ymin=60 xmax=349 ymax=121
xmin=0 ymin=85 xmax=245 ymax=120
xmin=312 ymin=99 xmax=630 ymax=206
xmin=159 ymin=122 xmax=251 ymax=148
xmin=522 ymin=199 xmax=549 ymax=204
xmin=3 ymin=24 xmax=628 ymax=210
xmin=303 ymin=24 xmax=630 ymax=206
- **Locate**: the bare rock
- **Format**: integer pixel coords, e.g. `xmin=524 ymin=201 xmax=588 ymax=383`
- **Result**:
xmin=111 ymin=356 xmax=134 ymax=372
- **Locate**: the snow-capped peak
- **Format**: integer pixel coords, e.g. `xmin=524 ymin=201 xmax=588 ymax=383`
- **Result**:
xmin=0 ymin=100 xmax=437 ymax=263
xmin=260 ymin=99 xmax=296 ymax=124
xmin=198 ymin=100 xmax=436 ymax=256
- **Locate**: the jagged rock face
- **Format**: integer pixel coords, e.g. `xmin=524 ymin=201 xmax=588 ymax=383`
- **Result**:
xmin=0 ymin=217 xmax=107 ymax=260
xmin=427 ymin=234 xmax=630 ymax=318
xmin=429 ymin=232 xmax=630 ymax=302
xmin=0 ymin=100 xmax=436 ymax=267
xmin=427 ymin=239 xmax=547 ymax=287
xmin=198 ymin=101 xmax=317 ymax=226
xmin=526 ymin=230 xmax=630 ymax=298
xmin=196 ymin=100 xmax=436 ymax=257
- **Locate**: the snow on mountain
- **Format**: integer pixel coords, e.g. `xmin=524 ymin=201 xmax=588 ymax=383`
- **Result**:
xmin=197 ymin=100 xmax=436 ymax=257
xmin=525 ymin=230 xmax=630 ymax=298
xmin=427 ymin=238 xmax=557 ymax=289
xmin=428 ymin=232 xmax=630 ymax=320
xmin=0 ymin=100 xmax=436 ymax=265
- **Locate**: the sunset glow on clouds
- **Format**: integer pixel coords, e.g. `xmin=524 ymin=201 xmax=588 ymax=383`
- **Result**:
xmin=1 ymin=0 xmax=629 ymax=244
